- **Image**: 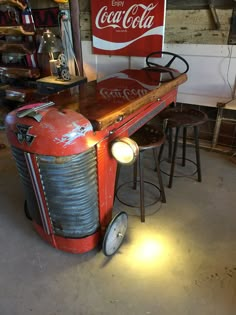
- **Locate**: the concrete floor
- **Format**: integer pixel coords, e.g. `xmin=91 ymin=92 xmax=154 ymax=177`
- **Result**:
xmin=1 ymin=130 xmax=236 ymax=315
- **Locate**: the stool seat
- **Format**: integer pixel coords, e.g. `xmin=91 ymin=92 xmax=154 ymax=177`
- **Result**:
xmin=116 ymin=124 xmax=166 ymax=222
xmin=158 ymin=107 xmax=208 ymax=188
xmin=131 ymin=124 xmax=165 ymax=149
xmin=160 ymin=108 xmax=208 ymax=128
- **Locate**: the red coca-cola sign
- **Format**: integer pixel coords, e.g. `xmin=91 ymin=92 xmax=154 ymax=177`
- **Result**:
xmin=91 ymin=0 xmax=166 ymax=57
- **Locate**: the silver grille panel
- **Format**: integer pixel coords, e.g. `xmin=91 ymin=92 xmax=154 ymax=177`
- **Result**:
xmin=37 ymin=148 xmax=99 ymax=238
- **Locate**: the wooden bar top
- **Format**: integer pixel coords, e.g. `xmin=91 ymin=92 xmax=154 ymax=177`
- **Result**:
xmin=44 ymin=68 xmax=187 ymax=131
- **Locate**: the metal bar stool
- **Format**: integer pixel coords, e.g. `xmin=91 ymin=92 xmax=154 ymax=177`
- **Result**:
xmin=116 ymin=124 xmax=166 ymax=222
xmin=158 ymin=108 xmax=208 ymax=188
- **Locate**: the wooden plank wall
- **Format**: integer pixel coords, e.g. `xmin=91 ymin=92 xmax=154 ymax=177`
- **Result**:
xmin=165 ymin=9 xmax=232 ymax=45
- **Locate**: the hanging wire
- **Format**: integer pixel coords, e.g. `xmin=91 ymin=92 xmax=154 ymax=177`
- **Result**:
xmin=226 ymin=44 xmax=234 ymax=98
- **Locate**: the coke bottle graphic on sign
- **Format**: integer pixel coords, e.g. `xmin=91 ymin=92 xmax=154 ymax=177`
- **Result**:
xmin=91 ymin=0 xmax=166 ymax=57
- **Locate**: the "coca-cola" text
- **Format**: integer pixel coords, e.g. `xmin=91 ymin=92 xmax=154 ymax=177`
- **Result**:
xmin=99 ymin=87 xmax=148 ymax=101
xmin=95 ymin=3 xmax=157 ymax=29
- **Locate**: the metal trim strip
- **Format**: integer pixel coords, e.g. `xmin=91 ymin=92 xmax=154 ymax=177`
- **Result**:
xmin=24 ymin=152 xmax=50 ymax=234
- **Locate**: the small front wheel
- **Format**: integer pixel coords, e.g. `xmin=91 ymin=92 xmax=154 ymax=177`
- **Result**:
xmin=102 ymin=211 xmax=128 ymax=256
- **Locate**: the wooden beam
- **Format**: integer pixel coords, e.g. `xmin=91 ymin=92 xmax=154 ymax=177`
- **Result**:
xmin=69 ymin=0 xmax=84 ymax=76
xmin=167 ymin=0 xmax=233 ymax=10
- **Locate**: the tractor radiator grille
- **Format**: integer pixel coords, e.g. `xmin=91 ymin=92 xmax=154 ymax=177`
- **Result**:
xmin=11 ymin=146 xmax=42 ymax=225
xmin=37 ymin=148 xmax=99 ymax=238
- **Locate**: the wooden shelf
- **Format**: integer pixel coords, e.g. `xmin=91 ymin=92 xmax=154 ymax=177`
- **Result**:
xmin=0 ymin=41 xmax=35 ymax=54
xmin=0 ymin=65 xmax=40 ymax=79
xmin=0 ymin=0 xmax=41 ymax=85
xmin=4 ymin=86 xmax=38 ymax=103
xmin=0 ymin=25 xmax=35 ymax=36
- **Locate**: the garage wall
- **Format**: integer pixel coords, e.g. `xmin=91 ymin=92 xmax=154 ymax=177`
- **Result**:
xmin=78 ymin=1 xmax=236 ymax=152
xmin=81 ymin=41 xmax=236 ymax=108
xmin=79 ymin=1 xmax=236 ymax=109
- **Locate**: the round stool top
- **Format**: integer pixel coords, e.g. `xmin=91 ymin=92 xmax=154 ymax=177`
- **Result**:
xmin=131 ymin=124 xmax=165 ymax=150
xmin=159 ymin=108 xmax=208 ymax=128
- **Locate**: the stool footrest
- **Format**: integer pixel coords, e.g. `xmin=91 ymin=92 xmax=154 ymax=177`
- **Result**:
xmin=160 ymin=157 xmax=198 ymax=178
xmin=116 ymin=180 xmax=162 ymax=208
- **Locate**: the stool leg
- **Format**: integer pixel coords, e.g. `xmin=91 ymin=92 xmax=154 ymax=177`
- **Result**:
xmin=194 ymin=126 xmax=202 ymax=182
xmin=182 ymin=127 xmax=187 ymax=167
xmin=133 ymin=160 xmax=138 ymax=190
xmin=168 ymin=127 xmax=180 ymax=188
xmin=168 ymin=127 xmax=173 ymax=163
xmin=158 ymin=142 xmax=164 ymax=164
xmin=114 ymin=163 xmax=120 ymax=203
xmin=138 ymin=153 xmax=145 ymax=222
xmin=158 ymin=125 xmax=169 ymax=163
xmin=153 ymin=148 xmax=166 ymax=203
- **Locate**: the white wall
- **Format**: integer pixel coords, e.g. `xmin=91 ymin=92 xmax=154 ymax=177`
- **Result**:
xmin=81 ymin=41 xmax=236 ymax=109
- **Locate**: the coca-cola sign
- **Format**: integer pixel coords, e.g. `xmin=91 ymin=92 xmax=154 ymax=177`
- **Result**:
xmin=91 ymin=0 xmax=166 ymax=57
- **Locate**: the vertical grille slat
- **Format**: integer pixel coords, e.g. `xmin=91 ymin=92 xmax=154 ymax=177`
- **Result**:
xmin=37 ymin=148 xmax=99 ymax=238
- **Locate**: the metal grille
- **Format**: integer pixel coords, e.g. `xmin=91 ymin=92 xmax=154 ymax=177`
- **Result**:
xmin=11 ymin=146 xmax=42 ymax=225
xmin=37 ymin=148 xmax=99 ymax=238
